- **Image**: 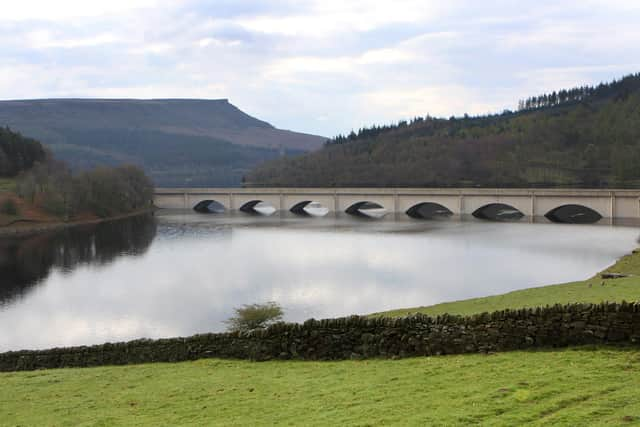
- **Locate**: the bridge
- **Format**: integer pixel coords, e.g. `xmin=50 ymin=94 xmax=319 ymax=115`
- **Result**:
xmin=154 ymin=187 xmax=640 ymax=223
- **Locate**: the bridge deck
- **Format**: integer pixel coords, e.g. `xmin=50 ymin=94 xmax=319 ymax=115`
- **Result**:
xmin=154 ymin=187 xmax=640 ymax=220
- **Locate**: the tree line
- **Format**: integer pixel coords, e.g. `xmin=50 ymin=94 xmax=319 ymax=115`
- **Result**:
xmin=16 ymin=161 xmax=153 ymax=219
xmin=323 ymin=73 xmax=640 ymax=148
xmin=0 ymin=127 xmax=46 ymax=176
xmin=517 ymin=72 xmax=640 ymax=111
xmin=0 ymin=127 xmax=154 ymax=219
xmin=247 ymin=73 xmax=640 ymax=188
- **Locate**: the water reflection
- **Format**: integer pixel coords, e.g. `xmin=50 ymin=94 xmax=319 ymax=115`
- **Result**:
xmin=0 ymin=211 xmax=638 ymax=351
xmin=0 ymin=214 xmax=157 ymax=306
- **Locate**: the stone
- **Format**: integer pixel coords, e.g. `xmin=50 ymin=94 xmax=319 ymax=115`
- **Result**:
xmin=601 ymin=273 xmax=630 ymax=279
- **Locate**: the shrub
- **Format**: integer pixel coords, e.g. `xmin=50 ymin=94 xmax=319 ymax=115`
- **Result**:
xmin=225 ymin=302 xmax=284 ymax=332
xmin=0 ymin=198 xmax=18 ymax=216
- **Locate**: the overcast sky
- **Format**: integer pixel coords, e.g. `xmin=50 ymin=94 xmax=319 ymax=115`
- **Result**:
xmin=1 ymin=0 xmax=639 ymax=137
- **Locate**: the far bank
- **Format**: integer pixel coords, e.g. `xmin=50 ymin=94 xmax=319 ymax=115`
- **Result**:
xmin=0 ymin=206 xmax=156 ymax=238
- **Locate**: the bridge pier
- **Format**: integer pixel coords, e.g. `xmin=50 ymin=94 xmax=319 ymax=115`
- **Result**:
xmin=530 ymin=193 xmax=536 ymax=217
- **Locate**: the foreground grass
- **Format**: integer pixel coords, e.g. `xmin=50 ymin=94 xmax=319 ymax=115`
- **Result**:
xmin=374 ymin=248 xmax=640 ymax=318
xmin=2 ymin=347 xmax=640 ymax=426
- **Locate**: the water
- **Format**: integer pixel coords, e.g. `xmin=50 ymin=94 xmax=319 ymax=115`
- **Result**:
xmin=0 ymin=211 xmax=638 ymax=351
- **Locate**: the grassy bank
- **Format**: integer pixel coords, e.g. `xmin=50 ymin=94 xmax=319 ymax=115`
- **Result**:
xmin=1 ymin=347 xmax=639 ymax=426
xmin=371 ymin=248 xmax=640 ymax=318
xmin=0 ymin=177 xmax=15 ymax=193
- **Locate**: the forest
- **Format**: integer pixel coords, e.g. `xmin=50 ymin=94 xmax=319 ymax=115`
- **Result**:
xmin=49 ymin=129 xmax=302 ymax=187
xmin=0 ymin=127 xmax=46 ymax=177
xmin=0 ymin=128 xmax=153 ymax=219
xmin=247 ymin=73 xmax=640 ymax=188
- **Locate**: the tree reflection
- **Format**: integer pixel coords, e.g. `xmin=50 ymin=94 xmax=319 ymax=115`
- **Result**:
xmin=0 ymin=214 xmax=157 ymax=305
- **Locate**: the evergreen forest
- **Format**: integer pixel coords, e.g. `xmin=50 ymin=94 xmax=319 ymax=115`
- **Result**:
xmin=247 ymin=73 xmax=640 ymax=188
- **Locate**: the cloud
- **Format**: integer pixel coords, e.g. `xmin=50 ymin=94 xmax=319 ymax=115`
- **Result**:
xmin=0 ymin=0 xmax=167 ymax=21
xmin=238 ymin=0 xmax=447 ymax=36
xmin=0 ymin=0 xmax=639 ymax=136
xmin=197 ymin=37 xmax=242 ymax=48
xmin=362 ymin=85 xmax=495 ymax=120
xmin=27 ymin=31 xmax=120 ymax=49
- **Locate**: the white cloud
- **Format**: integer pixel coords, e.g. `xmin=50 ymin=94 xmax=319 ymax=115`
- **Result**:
xmin=265 ymin=56 xmax=355 ymax=79
xmin=239 ymin=0 xmax=448 ymax=36
xmin=130 ymin=42 xmax=175 ymax=55
xmin=27 ymin=30 xmax=119 ymax=49
xmin=357 ymin=48 xmax=416 ymax=65
xmin=197 ymin=37 xmax=242 ymax=48
xmin=0 ymin=0 xmax=639 ymax=136
xmin=361 ymin=85 xmax=496 ymax=120
xmin=0 ymin=0 xmax=168 ymax=21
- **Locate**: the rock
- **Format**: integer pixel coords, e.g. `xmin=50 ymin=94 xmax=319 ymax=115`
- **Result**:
xmin=601 ymin=273 xmax=629 ymax=279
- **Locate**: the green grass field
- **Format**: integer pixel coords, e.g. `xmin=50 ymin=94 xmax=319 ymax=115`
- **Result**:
xmin=372 ymin=249 xmax=640 ymax=318
xmin=0 ymin=177 xmax=16 ymax=193
xmin=2 ymin=249 xmax=639 ymax=426
xmin=1 ymin=347 xmax=640 ymax=426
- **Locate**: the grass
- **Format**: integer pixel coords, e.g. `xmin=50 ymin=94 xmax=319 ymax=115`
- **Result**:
xmin=372 ymin=248 xmax=640 ymax=318
xmin=0 ymin=177 xmax=16 ymax=193
xmin=2 ymin=347 xmax=640 ymax=426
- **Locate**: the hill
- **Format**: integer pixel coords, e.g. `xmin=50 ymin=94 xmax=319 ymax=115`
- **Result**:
xmin=0 ymin=99 xmax=325 ymax=187
xmin=247 ymin=73 xmax=640 ymax=188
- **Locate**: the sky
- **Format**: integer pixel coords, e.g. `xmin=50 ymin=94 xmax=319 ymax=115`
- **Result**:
xmin=1 ymin=0 xmax=640 ymax=137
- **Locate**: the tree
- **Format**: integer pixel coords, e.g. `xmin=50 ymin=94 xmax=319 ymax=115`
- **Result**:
xmin=225 ymin=302 xmax=284 ymax=332
xmin=0 ymin=127 xmax=46 ymax=177
xmin=0 ymin=198 xmax=18 ymax=215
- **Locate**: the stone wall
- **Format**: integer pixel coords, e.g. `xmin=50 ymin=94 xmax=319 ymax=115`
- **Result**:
xmin=2 ymin=302 xmax=640 ymax=372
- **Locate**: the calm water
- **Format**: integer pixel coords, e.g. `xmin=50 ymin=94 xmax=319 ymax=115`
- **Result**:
xmin=0 ymin=211 xmax=638 ymax=351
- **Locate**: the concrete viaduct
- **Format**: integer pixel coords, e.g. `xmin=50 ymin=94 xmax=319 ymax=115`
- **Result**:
xmin=154 ymin=187 xmax=640 ymax=221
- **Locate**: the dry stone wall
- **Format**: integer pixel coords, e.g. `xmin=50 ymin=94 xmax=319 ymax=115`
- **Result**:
xmin=2 ymin=302 xmax=640 ymax=372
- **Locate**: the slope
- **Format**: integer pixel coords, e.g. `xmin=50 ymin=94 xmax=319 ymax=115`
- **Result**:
xmin=0 ymin=99 xmax=326 ymax=187
xmin=247 ymin=73 xmax=640 ymax=188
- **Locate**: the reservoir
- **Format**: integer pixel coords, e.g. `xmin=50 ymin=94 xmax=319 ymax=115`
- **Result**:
xmin=0 ymin=211 xmax=638 ymax=351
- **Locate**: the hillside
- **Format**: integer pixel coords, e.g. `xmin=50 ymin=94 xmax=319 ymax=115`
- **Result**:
xmin=0 ymin=99 xmax=325 ymax=187
xmin=247 ymin=73 xmax=640 ymax=188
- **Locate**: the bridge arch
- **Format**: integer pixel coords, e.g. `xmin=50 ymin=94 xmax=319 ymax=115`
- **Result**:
xmin=545 ymin=204 xmax=603 ymax=224
xmin=290 ymin=200 xmax=312 ymax=215
xmin=406 ymin=202 xmax=453 ymax=219
xmin=345 ymin=201 xmax=387 ymax=218
xmin=473 ymin=203 xmax=524 ymax=221
xmin=289 ymin=200 xmax=329 ymax=217
xmin=193 ymin=200 xmax=226 ymax=214
xmin=239 ymin=200 xmax=277 ymax=216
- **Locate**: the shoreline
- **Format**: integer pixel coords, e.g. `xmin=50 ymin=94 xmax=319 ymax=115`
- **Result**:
xmin=0 ymin=207 xmax=156 ymax=238
xmin=371 ymin=246 xmax=640 ymax=318
xmin=1 ymin=247 xmax=638 ymax=359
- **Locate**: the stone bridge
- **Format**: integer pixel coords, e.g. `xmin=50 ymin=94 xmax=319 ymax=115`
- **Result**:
xmin=154 ymin=187 xmax=640 ymax=222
